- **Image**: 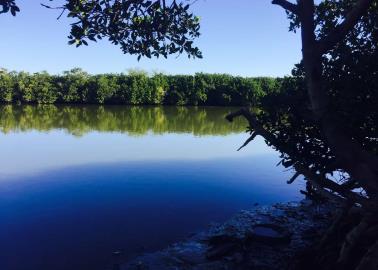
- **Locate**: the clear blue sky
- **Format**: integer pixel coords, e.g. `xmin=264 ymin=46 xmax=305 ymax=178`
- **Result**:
xmin=0 ymin=1 xmax=302 ymax=76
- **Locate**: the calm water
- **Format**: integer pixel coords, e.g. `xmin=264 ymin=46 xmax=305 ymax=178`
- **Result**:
xmin=0 ymin=105 xmax=303 ymax=270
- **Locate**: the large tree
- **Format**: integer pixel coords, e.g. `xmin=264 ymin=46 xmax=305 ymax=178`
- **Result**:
xmin=226 ymin=0 xmax=378 ymax=200
xmin=225 ymin=1 xmax=378 ymax=269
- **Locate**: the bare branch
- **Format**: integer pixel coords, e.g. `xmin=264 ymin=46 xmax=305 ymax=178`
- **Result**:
xmin=271 ymin=0 xmax=298 ymax=14
xmin=226 ymin=109 xmax=367 ymax=205
xmin=318 ymin=0 xmax=373 ymax=54
xmin=40 ymin=2 xmax=67 ymax=20
xmin=237 ymin=132 xmax=257 ymax=151
xmin=226 ymin=109 xmax=277 ymax=143
xmin=295 ymin=164 xmax=368 ymax=205
xmin=287 ymin=171 xmax=301 ymax=184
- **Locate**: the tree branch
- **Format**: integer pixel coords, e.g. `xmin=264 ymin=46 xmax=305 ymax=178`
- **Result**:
xmin=237 ymin=132 xmax=257 ymax=151
xmin=287 ymin=171 xmax=301 ymax=184
xmin=226 ymin=108 xmax=277 ymax=144
xmin=226 ymin=108 xmax=368 ymax=205
xmin=318 ymin=0 xmax=373 ymax=54
xmin=271 ymin=0 xmax=298 ymax=14
xmin=295 ymin=164 xmax=368 ymax=205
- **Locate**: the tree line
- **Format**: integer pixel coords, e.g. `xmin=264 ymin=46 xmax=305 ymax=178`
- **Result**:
xmin=0 ymin=68 xmax=283 ymax=106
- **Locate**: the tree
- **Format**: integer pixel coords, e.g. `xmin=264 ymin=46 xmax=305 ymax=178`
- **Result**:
xmin=31 ymin=72 xmax=58 ymax=104
xmin=149 ymin=73 xmax=168 ymax=104
xmin=58 ymin=68 xmax=89 ymax=103
xmin=128 ymin=70 xmax=150 ymax=104
xmin=14 ymin=71 xmax=33 ymax=102
xmin=0 ymin=68 xmax=14 ymax=102
xmin=226 ymin=1 xmax=378 ymax=269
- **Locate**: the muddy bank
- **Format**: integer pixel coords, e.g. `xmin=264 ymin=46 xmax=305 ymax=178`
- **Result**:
xmin=117 ymin=200 xmax=335 ymax=270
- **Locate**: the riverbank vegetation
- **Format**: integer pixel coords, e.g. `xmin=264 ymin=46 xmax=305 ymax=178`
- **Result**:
xmin=0 ymin=69 xmax=281 ymax=106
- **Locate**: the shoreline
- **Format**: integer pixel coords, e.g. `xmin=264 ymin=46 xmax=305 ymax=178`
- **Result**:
xmin=118 ymin=200 xmax=335 ymax=270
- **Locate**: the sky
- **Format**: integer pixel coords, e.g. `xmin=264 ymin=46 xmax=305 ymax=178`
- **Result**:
xmin=0 ymin=0 xmax=302 ymax=77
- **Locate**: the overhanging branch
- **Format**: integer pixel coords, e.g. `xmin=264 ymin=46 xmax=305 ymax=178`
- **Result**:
xmin=318 ymin=0 xmax=373 ymax=54
xmin=237 ymin=132 xmax=257 ymax=151
xmin=271 ymin=0 xmax=298 ymax=14
xmin=295 ymin=164 xmax=368 ymax=205
xmin=226 ymin=108 xmax=277 ymax=144
xmin=287 ymin=171 xmax=301 ymax=184
xmin=226 ymin=108 xmax=368 ymax=205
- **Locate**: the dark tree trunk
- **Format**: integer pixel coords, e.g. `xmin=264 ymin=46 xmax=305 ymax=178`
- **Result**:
xmin=299 ymin=0 xmax=378 ymax=196
xmin=228 ymin=1 xmax=378 ymax=267
xmin=227 ymin=0 xmax=378 ymax=270
xmin=298 ymin=1 xmax=378 ymax=267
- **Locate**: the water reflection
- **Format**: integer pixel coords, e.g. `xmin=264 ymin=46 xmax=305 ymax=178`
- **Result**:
xmin=0 ymin=105 xmax=275 ymax=177
xmin=0 ymin=105 xmax=246 ymax=136
xmin=0 ymin=105 xmax=303 ymax=270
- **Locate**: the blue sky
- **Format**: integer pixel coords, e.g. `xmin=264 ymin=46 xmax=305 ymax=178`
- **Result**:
xmin=0 ymin=1 xmax=302 ymax=76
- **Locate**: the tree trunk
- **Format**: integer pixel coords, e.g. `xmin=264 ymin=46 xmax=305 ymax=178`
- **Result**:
xmin=356 ymin=240 xmax=378 ymax=270
xmin=299 ymin=0 xmax=378 ymax=195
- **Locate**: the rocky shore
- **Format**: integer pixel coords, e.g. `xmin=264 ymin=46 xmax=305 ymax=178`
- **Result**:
xmin=118 ymin=200 xmax=335 ymax=270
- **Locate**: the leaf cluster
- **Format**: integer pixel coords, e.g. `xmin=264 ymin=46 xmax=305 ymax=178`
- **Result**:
xmin=0 ymin=0 xmax=19 ymax=16
xmin=60 ymin=0 xmax=202 ymax=59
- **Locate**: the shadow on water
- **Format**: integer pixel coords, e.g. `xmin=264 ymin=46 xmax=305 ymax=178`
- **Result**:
xmin=0 ymin=157 xmax=303 ymax=270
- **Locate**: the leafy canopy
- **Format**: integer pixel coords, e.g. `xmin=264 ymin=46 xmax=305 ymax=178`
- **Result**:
xmin=0 ymin=0 xmax=19 ymax=15
xmin=2 ymin=0 xmax=202 ymax=60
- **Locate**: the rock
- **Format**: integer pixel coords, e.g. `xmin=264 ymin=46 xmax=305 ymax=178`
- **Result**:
xmin=205 ymin=234 xmax=244 ymax=260
xmin=232 ymin=252 xmax=244 ymax=264
xmin=207 ymin=234 xmax=240 ymax=246
xmin=121 ymin=201 xmax=334 ymax=270
xmin=249 ymin=224 xmax=291 ymax=245
xmin=206 ymin=242 xmax=239 ymax=261
xmin=301 ymin=227 xmax=319 ymax=240
xmin=172 ymin=242 xmax=207 ymax=264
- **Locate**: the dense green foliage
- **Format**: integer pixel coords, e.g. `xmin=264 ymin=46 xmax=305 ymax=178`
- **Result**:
xmin=59 ymin=0 xmax=203 ymax=59
xmin=2 ymin=0 xmax=201 ymax=59
xmin=0 ymin=104 xmax=247 ymax=136
xmin=0 ymin=69 xmax=279 ymax=106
